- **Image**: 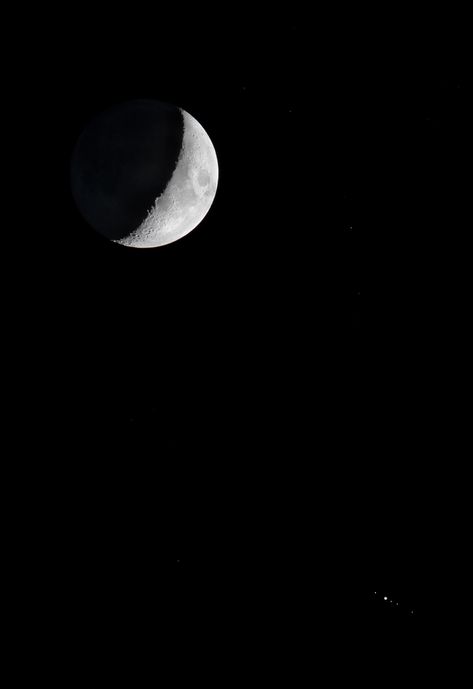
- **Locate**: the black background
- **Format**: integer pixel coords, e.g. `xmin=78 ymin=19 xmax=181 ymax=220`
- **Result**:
xmin=8 ymin=5 xmax=469 ymax=678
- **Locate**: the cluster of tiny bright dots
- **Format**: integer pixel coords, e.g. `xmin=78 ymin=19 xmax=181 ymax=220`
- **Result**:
xmin=373 ymin=591 xmax=414 ymax=615
xmin=175 ymin=571 xmax=414 ymax=615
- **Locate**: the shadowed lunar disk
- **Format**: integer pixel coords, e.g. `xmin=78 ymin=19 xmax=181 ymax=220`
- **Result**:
xmin=70 ymin=99 xmax=219 ymax=248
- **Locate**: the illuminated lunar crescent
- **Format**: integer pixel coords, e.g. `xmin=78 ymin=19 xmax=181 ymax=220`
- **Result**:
xmin=70 ymin=100 xmax=218 ymax=248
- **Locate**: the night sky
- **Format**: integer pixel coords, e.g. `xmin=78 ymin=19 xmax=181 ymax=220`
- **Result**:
xmin=15 ymin=7 xmax=468 ymax=677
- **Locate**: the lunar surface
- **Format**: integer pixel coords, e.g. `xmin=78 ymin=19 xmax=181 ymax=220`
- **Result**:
xmin=70 ymin=100 xmax=218 ymax=248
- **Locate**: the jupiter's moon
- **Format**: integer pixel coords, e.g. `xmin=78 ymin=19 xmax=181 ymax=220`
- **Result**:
xmin=70 ymin=99 xmax=218 ymax=248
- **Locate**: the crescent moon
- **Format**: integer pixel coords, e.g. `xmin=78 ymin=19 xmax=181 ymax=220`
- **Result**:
xmin=70 ymin=101 xmax=218 ymax=248
xmin=116 ymin=109 xmax=219 ymax=248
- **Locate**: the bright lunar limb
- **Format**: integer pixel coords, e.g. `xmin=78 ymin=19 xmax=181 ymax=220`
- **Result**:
xmin=116 ymin=110 xmax=218 ymax=248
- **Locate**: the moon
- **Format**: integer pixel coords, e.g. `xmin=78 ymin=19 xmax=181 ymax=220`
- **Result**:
xmin=70 ymin=100 xmax=219 ymax=248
